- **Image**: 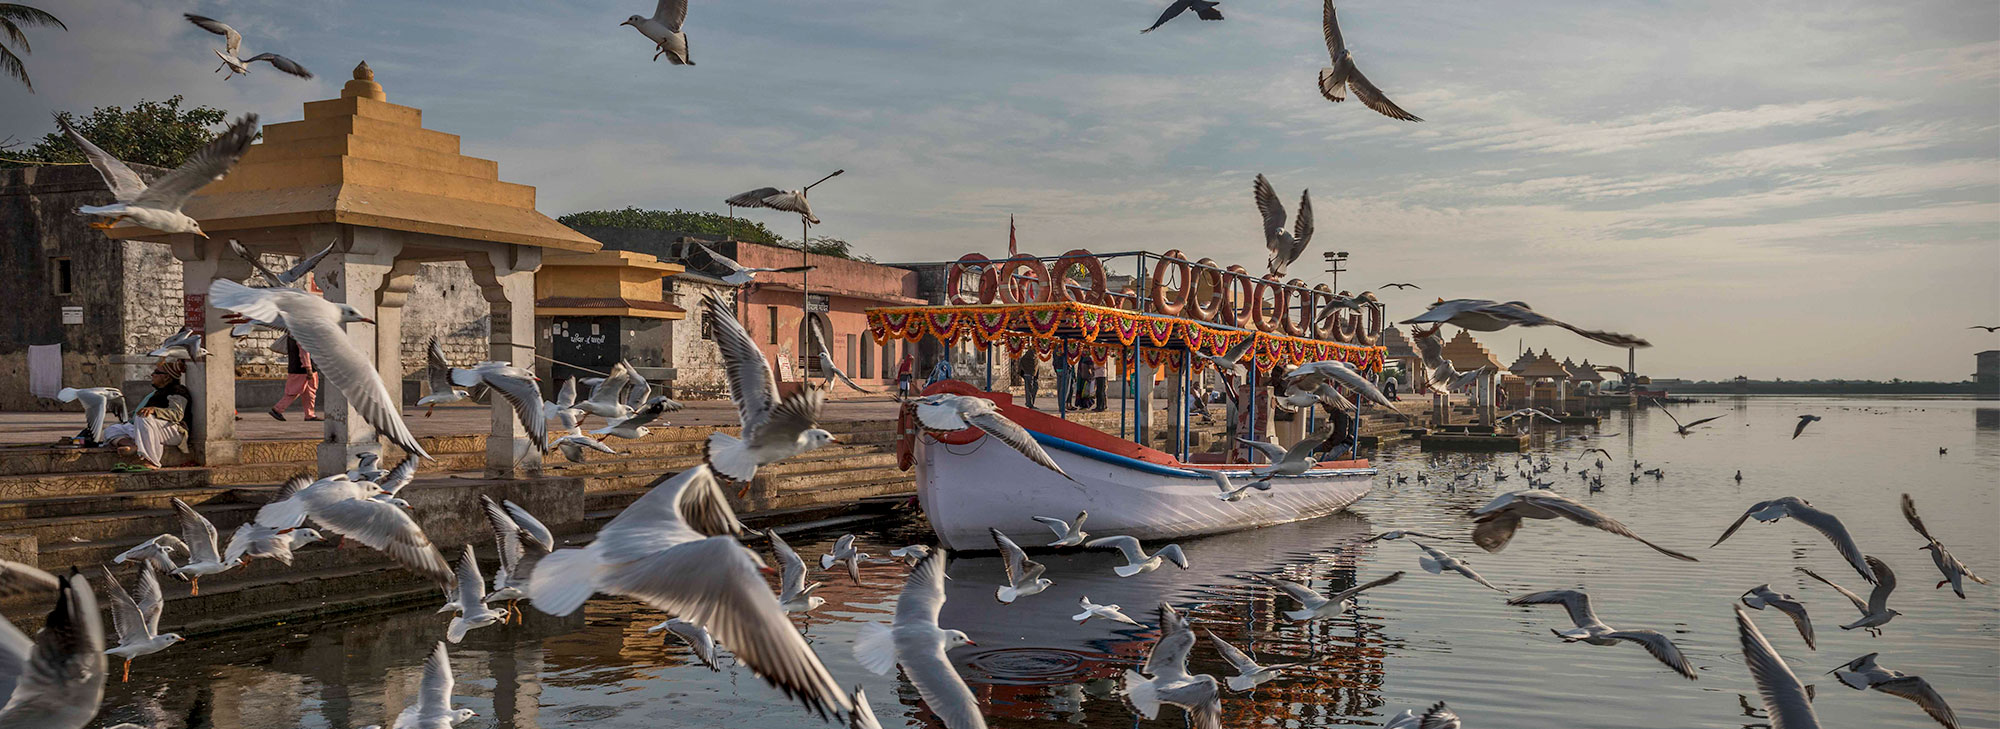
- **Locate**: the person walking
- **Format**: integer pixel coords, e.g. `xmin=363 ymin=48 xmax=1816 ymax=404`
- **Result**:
xmin=270 ymin=335 xmax=320 ymax=421
xmin=896 ymin=352 xmax=915 ymax=398
xmin=1016 ymin=352 xmax=1040 ymax=409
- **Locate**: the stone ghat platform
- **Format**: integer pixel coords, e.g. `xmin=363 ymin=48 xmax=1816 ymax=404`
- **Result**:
xmin=0 ymin=401 xmax=1164 ymax=634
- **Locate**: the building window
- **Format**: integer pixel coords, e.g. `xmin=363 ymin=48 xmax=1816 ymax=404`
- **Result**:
xmin=50 ymin=257 xmax=72 ymax=296
xmin=859 ymin=333 xmax=873 ymax=379
xmin=846 ymin=334 xmax=858 ymax=378
xmin=766 ymin=306 xmax=779 ymax=345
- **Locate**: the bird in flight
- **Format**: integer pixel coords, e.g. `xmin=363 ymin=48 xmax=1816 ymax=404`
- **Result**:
xmin=1379 ymin=282 xmax=1420 ymax=290
xmin=1253 ymin=174 xmax=1313 ymax=277
xmin=183 ymin=14 xmax=313 ymax=80
xmin=1970 ymin=325 xmax=2000 ymax=332
xmin=1141 ymin=0 xmax=1223 ymax=33
xmin=1318 ymin=0 xmax=1422 ymax=121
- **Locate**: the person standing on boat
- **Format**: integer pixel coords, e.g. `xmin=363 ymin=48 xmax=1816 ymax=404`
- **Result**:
xmin=1015 ymin=352 xmax=1040 ymax=408
xmin=896 ymin=352 xmax=915 ymax=397
xmin=927 ymin=355 xmax=954 ymax=388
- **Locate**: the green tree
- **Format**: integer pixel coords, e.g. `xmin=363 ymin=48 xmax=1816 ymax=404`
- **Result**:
xmin=781 ymin=235 xmax=874 ymax=262
xmin=0 ymin=4 xmax=64 ymax=92
xmin=2 ymin=96 xmax=232 ymax=169
xmin=558 ymin=207 xmax=783 ymax=246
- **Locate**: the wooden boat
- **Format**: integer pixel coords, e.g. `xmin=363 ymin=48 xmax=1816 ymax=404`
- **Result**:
xmin=910 ymin=384 xmax=1374 ymax=551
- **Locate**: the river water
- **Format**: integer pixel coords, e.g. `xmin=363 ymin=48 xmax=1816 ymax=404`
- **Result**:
xmin=92 ymin=396 xmax=1998 ymax=729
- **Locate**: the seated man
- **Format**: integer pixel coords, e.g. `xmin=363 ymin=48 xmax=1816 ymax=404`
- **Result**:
xmin=102 ymin=362 xmax=193 ymax=472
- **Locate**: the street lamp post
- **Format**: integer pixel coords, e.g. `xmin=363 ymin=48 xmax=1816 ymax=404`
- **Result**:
xmin=798 ymin=169 xmax=843 ymax=376
xmin=1321 ymin=250 xmax=1350 ymax=292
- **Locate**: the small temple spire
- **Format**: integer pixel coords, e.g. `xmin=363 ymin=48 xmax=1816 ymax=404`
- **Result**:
xmin=343 ymin=60 xmax=385 ymax=101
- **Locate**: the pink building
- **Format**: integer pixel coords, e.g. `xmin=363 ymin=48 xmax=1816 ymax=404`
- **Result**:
xmin=728 ymin=241 xmax=924 ymax=390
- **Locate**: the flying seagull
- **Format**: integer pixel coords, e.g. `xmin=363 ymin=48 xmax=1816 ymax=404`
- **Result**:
xmin=1362 ymin=529 xmax=1449 ymax=543
xmin=767 ymin=529 xmax=825 ymax=614
xmin=147 ymin=328 xmax=208 ymax=361
xmin=111 ymin=535 xmax=186 ymax=579
xmin=436 ymin=355 xmax=546 ymax=453
xmin=1799 ymin=558 xmax=1900 ymax=636
xmin=1410 ymin=539 xmax=1506 ymax=592
xmin=699 ymin=293 xmax=837 ymax=483
xmin=101 ymin=564 xmax=181 ymax=682
xmin=182 ymin=15 xmax=312 ymax=79
xmin=1401 ymin=299 xmax=1650 ymax=348
xmin=478 ymin=496 xmax=543 ymax=619
xmin=444 ymin=546 xmax=506 ymax=643
xmin=1238 ymin=429 xmax=1334 ymax=483
xmin=261 ymin=474 xmax=454 ymax=587
xmin=1085 ymin=536 xmax=1189 ymax=577
xmin=55 ymin=387 xmax=124 ymax=444
xmin=528 ymin=465 xmax=854 ymax=720
xmin=1712 ymin=496 xmax=1874 ymax=584
xmin=852 ymin=550 xmax=985 ymax=729
xmin=691 ymin=242 xmax=816 ymax=286
xmin=622 ymin=0 xmax=692 ymax=65
xmin=210 ymin=279 xmax=431 ymax=460
xmin=1734 ymin=605 xmax=1822 ymax=729
xmin=1204 ymin=629 xmax=1317 ymax=692
xmin=1409 ymin=325 xmax=1461 ymax=391
xmin=1379 ymin=282 xmax=1421 ymax=290
xmin=991 ymin=528 xmax=1051 ymax=604
xmin=1030 ymin=512 xmax=1089 ymax=547
xmin=1317 ymin=0 xmax=1422 ymax=122
xmin=1968 ymin=325 xmax=1999 ymax=332
xmin=1740 ymin=584 xmax=1815 ymax=650
xmin=1654 ymin=403 xmax=1725 ymax=436
xmin=888 ymin=544 xmax=932 ymax=566
xmin=646 ymin=618 xmax=721 ymax=672
xmin=1384 ymin=702 xmax=1461 ymax=729
xmin=223 ymin=474 xmax=322 ymax=567
xmin=389 ymin=642 xmax=477 ymax=728
xmin=807 ymin=319 xmax=871 ymax=393
xmin=1253 ymin=174 xmax=1313 ymax=277
xmin=1073 ymin=597 xmax=1144 ymax=626
xmin=1284 ymin=359 xmax=1398 ymax=412
xmin=1792 ymin=414 xmax=1821 ymax=439
xmin=912 ymin=393 xmax=1071 ymax=482
xmin=61 ymin=112 xmax=258 ymax=238
xmin=415 ymin=337 xmax=470 ymax=416
xmin=1827 ymin=653 xmax=1959 ymax=729
xmin=726 ymin=187 xmax=817 ymax=224
xmin=0 ymin=571 xmax=106 ymax=729
xmin=819 ymin=533 xmax=870 ymax=586
xmin=166 ymin=498 xmax=239 ymax=594
xmin=229 ymin=238 xmax=335 ymax=289
xmin=1120 ymin=604 xmax=1221 ymax=729
xmin=1257 ymin=570 xmax=1402 ymax=621
xmin=1140 ymin=0 xmax=1223 ymax=33
xmin=1471 ymin=490 xmax=1699 ymax=562
xmin=1901 ymin=493 xmax=1987 ymax=598
xmin=1508 ymin=589 xmax=1698 ymax=679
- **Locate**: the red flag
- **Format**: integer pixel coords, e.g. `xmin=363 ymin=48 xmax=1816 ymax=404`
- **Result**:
xmin=1008 ymin=214 xmax=1017 ymax=258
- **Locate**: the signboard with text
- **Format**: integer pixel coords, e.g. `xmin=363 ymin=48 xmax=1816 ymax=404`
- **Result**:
xmin=183 ymin=294 xmax=206 ymax=334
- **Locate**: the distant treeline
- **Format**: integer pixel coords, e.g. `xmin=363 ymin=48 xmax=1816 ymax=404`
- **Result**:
xmin=1668 ymin=380 xmax=1991 ymax=395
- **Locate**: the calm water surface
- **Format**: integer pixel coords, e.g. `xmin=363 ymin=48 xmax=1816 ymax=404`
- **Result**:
xmin=96 ymin=396 xmax=1999 ymax=728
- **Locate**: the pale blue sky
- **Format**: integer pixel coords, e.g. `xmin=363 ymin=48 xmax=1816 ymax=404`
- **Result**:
xmin=5 ymin=0 xmax=1996 ymax=380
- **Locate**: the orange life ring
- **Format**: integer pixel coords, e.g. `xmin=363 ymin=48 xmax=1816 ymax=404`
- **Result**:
xmin=1049 ymin=250 xmax=1107 ymax=305
xmin=994 ymin=256 xmax=1051 ymax=304
xmin=1336 ymin=299 xmax=1361 ymax=343
xmin=1250 ymin=274 xmax=1287 ymax=333
xmin=1224 ymin=265 xmax=1255 ymax=327
xmin=1311 ymin=284 xmax=1339 ymax=339
xmin=895 ymin=401 xmax=918 ymax=470
xmin=1280 ymin=278 xmax=1309 ymax=337
xmin=1357 ymin=301 xmax=1381 ymax=346
xmin=946 ymin=253 xmax=994 ymax=305
xmin=1188 ymin=257 xmax=1226 ymax=322
xmin=1148 ymin=250 xmax=1191 ymax=316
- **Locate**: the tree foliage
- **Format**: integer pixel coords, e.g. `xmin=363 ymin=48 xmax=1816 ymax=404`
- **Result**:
xmin=0 ymin=3 xmax=66 ymax=92
xmin=781 ymin=235 xmax=874 ymax=263
xmin=558 ymin=207 xmax=783 ymax=246
xmin=3 ymin=96 xmax=232 ymax=169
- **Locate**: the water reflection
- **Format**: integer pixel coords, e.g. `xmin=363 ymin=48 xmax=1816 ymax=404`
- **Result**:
xmin=90 ymin=396 xmax=1997 ymax=729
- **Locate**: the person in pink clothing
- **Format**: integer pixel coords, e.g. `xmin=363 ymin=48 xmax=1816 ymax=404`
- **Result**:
xmin=270 ymin=335 xmax=320 ymax=421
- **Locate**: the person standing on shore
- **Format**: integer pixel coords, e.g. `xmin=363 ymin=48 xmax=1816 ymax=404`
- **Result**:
xmin=1053 ymin=352 xmax=1073 ymax=412
xmin=269 ymin=335 xmax=320 ymax=421
xmin=1016 ymin=352 xmax=1040 ymax=409
xmin=1092 ymin=355 xmax=1111 ymax=411
xmin=896 ymin=352 xmax=915 ymax=398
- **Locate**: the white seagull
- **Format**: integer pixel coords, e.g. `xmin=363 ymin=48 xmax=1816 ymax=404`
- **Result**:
xmin=442 ymin=359 xmax=545 ymax=453
xmin=147 ymin=328 xmax=208 ymax=362
xmin=726 ymin=187 xmax=818 ymax=224
xmin=1799 ymin=558 xmax=1901 ymax=636
xmin=1735 ymin=604 xmax=1821 ymax=729
xmin=229 ymin=238 xmax=334 ymax=289
xmin=1120 ymin=604 xmax=1221 ymax=729
xmin=478 ymin=496 xmax=548 ymax=620
xmin=819 ymin=534 xmax=870 ymax=586
xmin=527 ymin=465 xmax=854 ymax=721
xmin=166 ymin=498 xmax=240 ymax=594
xmin=692 ymin=242 xmax=816 ymax=287
xmin=1084 ymin=536 xmax=1189 ymax=577
xmin=1384 ymin=702 xmax=1461 ymax=729
xmin=990 ymin=529 xmax=1051 ymax=604
xmin=1238 ymin=429 xmax=1331 ymax=483
xmin=0 ymin=571 xmax=106 ymax=729
xmin=101 ymin=564 xmax=182 ymax=682
xmin=61 ymin=112 xmax=258 ymax=237
xmin=574 ymin=360 xmax=642 ymax=419
xmin=1252 ymin=174 xmax=1313 ymax=277
xmin=261 ymin=475 xmax=454 ymax=587
xmin=223 ymin=474 xmax=323 ymax=567
xmin=589 ymin=396 xmax=675 ymax=441
xmin=1740 ymin=584 xmax=1815 ymax=650
xmin=443 ymin=546 xmax=505 ymax=643
xmin=1204 ymin=629 xmax=1316 ymax=692
xmin=1712 ymin=497 xmax=1874 ymax=584
xmin=554 ymin=427 xmax=618 ymax=463
xmin=1410 ymin=539 xmax=1506 ymax=593
xmin=210 ymin=279 xmax=431 ymax=460
xmin=1361 ymin=529 xmax=1449 ymax=543
xmin=1258 ymin=571 xmax=1403 ymax=621
xmin=1827 ymin=653 xmax=1959 ymax=729
xmin=852 ymin=550 xmax=985 ymax=729
xmin=1471 ymin=490 xmax=1699 ymax=562
xmin=1902 ymin=493 xmax=1988 ymax=599
xmin=1402 ymin=299 xmax=1649 ymax=348
xmin=621 ymin=0 xmax=692 ymax=65
xmin=390 ymin=642 xmax=477 ymax=728
xmin=112 ymin=535 xmax=187 ymax=579
xmin=699 ymin=293 xmax=837 ymax=483
xmin=1792 ymin=414 xmax=1822 ymax=439
xmin=182 ymin=14 xmax=313 ymax=79
xmin=1317 ymin=0 xmax=1422 ymax=122
xmin=541 ymin=377 xmax=582 ymax=436
xmin=415 ymin=338 xmax=470 ymax=415
xmin=56 ymin=387 xmax=125 ymax=444
xmin=1031 ymin=512 xmax=1089 ymax=547
xmin=1656 ymin=404 xmax=1726 ymax=436
xmin=1507 ymin=589 xmax=1697 ymax=679
xmin=913 ymin=394 xmax=1072 ymax=482
xmin=647 ymin=618 xmax=721 ymax=671
xmin=889 ymin=544 xmax=933 ymax=565
xmin=1073 ymin=597 xmax=1144 ymax=627
xmin=767 ymin=529 xmax=825 ymax=614
xmin=1284 ymin=359 xmax=1398 ymax=412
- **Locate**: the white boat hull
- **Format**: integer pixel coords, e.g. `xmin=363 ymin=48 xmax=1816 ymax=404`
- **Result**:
xmin=917 ymin=433 xmax=1374 ymax=551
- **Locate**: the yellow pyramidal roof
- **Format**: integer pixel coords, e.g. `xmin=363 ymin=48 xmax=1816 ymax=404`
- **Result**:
xmin=109 ymin=62 xmax=598 ymax=252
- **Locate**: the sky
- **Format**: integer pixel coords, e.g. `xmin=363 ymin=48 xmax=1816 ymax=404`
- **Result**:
xmin=4 ymin=0 xmax=1996 ymax=381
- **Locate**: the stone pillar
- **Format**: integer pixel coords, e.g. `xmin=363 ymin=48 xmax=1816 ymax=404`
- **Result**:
xmin=1133 ymin=356 xmax=1155 ymax=447
xmin=316 ymin=227 xmax=402 ymax=475
xmin=1164 ymin=358 xmax=1187 ymax=456
xmin=469 ymin=246 xmax=543 ymax=478
xmin=1478 ymin=373 xmax=1497 ymax=426
xmin=170 ymin=238 xmax=253 ymax=465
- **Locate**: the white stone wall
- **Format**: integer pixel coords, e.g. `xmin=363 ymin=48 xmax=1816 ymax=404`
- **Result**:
xmin=398 ymin=261 xmax=491 ymax=373
xmin=666 ymin=278 xmax=734 ymax=399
